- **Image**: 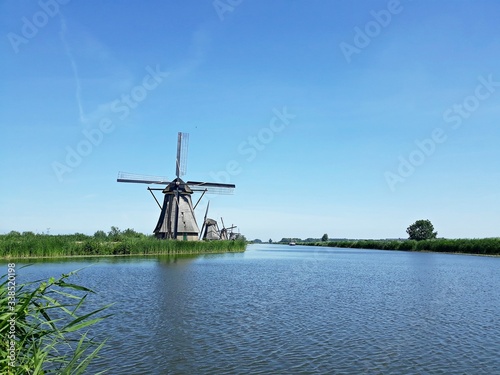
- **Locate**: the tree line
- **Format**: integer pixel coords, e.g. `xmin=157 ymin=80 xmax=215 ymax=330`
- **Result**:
xmin=257 ymin=220 xmax=499 ymax=255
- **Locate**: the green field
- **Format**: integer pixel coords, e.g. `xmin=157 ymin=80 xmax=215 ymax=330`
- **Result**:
xmin=0 ymin=231 xmax=247 ymax=259
xmin=299 ymin=238 xmax=500 ymax=255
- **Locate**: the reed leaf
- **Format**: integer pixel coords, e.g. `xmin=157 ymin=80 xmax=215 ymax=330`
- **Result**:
xmin=0 ymin=271 xmax=110 ymax=374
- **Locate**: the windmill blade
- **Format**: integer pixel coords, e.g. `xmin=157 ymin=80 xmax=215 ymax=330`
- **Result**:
xmin=176 ymin=132 xmax=189 ymax=178
xmin=187 ymin=181 xmax=235 ymax=188
xmin=187 ymin=181 xmax=235 ymax=194
xmin=199 ymin=201 xmax=210 ymax=240
xmin=117 ymin=171 xmax=170 ymax=185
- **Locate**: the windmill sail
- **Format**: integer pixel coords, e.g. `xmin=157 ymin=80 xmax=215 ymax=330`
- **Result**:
xmin=176 ymin=132 xmax=189 ymax=177
xmin=117 ymin=172 xmax=170 ymax=185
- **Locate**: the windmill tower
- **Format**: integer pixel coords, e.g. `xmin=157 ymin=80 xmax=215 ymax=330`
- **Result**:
xmin=117 ymin=132 xmax=235 ymax=240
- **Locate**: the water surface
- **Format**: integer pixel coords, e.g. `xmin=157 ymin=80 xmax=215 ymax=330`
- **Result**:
xmin=8 ymin=245 xmax=500 ymax=374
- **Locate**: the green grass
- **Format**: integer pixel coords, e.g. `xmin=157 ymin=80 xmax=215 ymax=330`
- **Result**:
xmin=1 ymin=268 xmax=110 ymax=374
xmin=0 ymin=232 xmax=247 ymax=259
xmin=300 ymin=238 xmax=500 ymax=255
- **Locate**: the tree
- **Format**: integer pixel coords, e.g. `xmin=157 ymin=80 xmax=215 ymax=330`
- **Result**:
xmin=233 ymin=234 xmax=246 ymax=241
xmin=94 ymin=230 xmax=107 ymax=239
xmin=108 ymin=226 xmax=121 ymax=241
xmin=321 ymin=233 xmax=329 ymax=241
xmin=269 ymin=238 xmax=273 ymax=243
xmin=122 ymin=228 xmax=143 ymax=238
xmin=406 ymin=219 xmax=437 ymax=241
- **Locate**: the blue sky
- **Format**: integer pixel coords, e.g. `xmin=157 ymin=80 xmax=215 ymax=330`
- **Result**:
xmin=1 ymin=0 xmax=499 ymax=240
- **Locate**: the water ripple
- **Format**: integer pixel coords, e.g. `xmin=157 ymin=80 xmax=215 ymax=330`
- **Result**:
xmin=16 ymin=248 xmax=499 ymax=374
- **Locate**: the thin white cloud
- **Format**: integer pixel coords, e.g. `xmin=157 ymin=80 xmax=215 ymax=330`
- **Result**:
xmin=59 ymin=13 xmax=87 ymax=124
xmin=170 ymin=27 xmax=212 ymax=79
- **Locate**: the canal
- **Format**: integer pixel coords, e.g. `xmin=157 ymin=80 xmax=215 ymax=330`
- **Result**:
xmin=8 ymin=244 xmax=500 ymax=374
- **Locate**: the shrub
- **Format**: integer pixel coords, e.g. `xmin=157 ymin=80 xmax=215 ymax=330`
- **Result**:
xmin=112 ymin=242 xmax=130 ymax=255
xmin=82 ymin=240 xmax=101 ymax=255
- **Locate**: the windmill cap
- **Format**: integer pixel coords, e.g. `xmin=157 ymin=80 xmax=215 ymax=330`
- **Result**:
xmin=162 ymin=178 xmax=193 ymax=194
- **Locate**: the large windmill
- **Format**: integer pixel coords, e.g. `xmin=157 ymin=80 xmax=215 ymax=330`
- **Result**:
xmin=117 ymin=132 xmax=235 ymax=240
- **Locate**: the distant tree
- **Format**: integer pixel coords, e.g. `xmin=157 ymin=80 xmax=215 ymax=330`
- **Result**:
xmin=233 ymin=234 xmax=246 ymax=241
xmin=73 ymin=233 xmax=88 ymax=241
xmin=269 ymin=238 xmax=273 ymax=244
xmin=252 ymin=239 xmax=262 ymax=243
xmin=94 ymin=230 xmax=107 ymax=239
xmin=22 ymin=231 xmax=35 ymax=237
xmin=321 ymin=233 xmax=329 ymax=242
xmin=108 ymin=226 xmax=121 ymax=241
xmin=7 ymin=231 xmax=21 ymax=237
xmin=406 ymin=220 xmax=437 ymax=241
xmin=122 ymin=228 xmax=143 ymax=238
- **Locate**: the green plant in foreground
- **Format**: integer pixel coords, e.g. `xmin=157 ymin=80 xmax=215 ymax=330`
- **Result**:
xmin=1 ymin=268 xmax=111 ymax=374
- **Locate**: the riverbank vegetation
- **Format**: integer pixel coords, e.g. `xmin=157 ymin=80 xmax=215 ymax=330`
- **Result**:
xmin=1 ymin=269 xmax=110 ymax=374
xmin=276 ymin=220 xmax=499 ymax=255
xmin=0 ymin=228 xmax=246 ymax=259
xmin=297 ymin=238 xmax=500 ymax=255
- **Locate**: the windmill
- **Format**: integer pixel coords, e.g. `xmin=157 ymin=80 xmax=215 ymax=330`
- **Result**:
xmin=220 ymin=218 xmax=237 ymax=240
xmin=117 ymin=132 xmax=235 ymax=240
xmin=198 ymin=201 xmax=238 ymax=241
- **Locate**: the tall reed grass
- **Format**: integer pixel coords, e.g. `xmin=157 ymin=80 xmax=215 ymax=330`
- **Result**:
xmin=1 ymin=269 xmax=110 ymax=374
xmin=0 ymin=232 xmax=247 ymax=259
xmin=302 ymin=238 xmax=500 ymax=255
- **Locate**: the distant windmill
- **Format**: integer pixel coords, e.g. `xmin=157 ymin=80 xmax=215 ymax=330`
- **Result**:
xmin=220 ymin=217 xmax=237 ymax=240
xmin=117 ymin=132 xmax=235 ymax=240
xmin=198 ymin=201 xmax=238 ymax=241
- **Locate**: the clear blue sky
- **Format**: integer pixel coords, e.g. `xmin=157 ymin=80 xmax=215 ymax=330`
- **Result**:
xmin=1 ymin=0 xmax=499 ymax=240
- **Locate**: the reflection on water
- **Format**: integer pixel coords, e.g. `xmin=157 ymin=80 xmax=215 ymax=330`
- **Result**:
xmin=4 ymin=245 xmax=499 ymax=374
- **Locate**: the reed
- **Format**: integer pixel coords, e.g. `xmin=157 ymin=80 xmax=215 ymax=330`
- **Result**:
xmin=302 ymin=238 xmax=500 ymax=255
xmin=1 ymin=269 xmax=110 ymax=374
xmin=0 ymin=232 xmax=246 ymax=259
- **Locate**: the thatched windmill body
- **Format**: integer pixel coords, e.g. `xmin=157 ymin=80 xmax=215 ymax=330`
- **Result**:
xmin=117 ymin=132 xmax=235 ymax=240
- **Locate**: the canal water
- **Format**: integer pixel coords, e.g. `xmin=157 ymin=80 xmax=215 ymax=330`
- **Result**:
xmin=9 ymin=244 xmax=500 ymax=374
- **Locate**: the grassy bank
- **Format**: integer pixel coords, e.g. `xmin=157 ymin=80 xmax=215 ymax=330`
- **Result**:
xmin=299 ymin=238 xmax=500 ymax=255
xmin=0 ymin=232 xmax=246 ymax=259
